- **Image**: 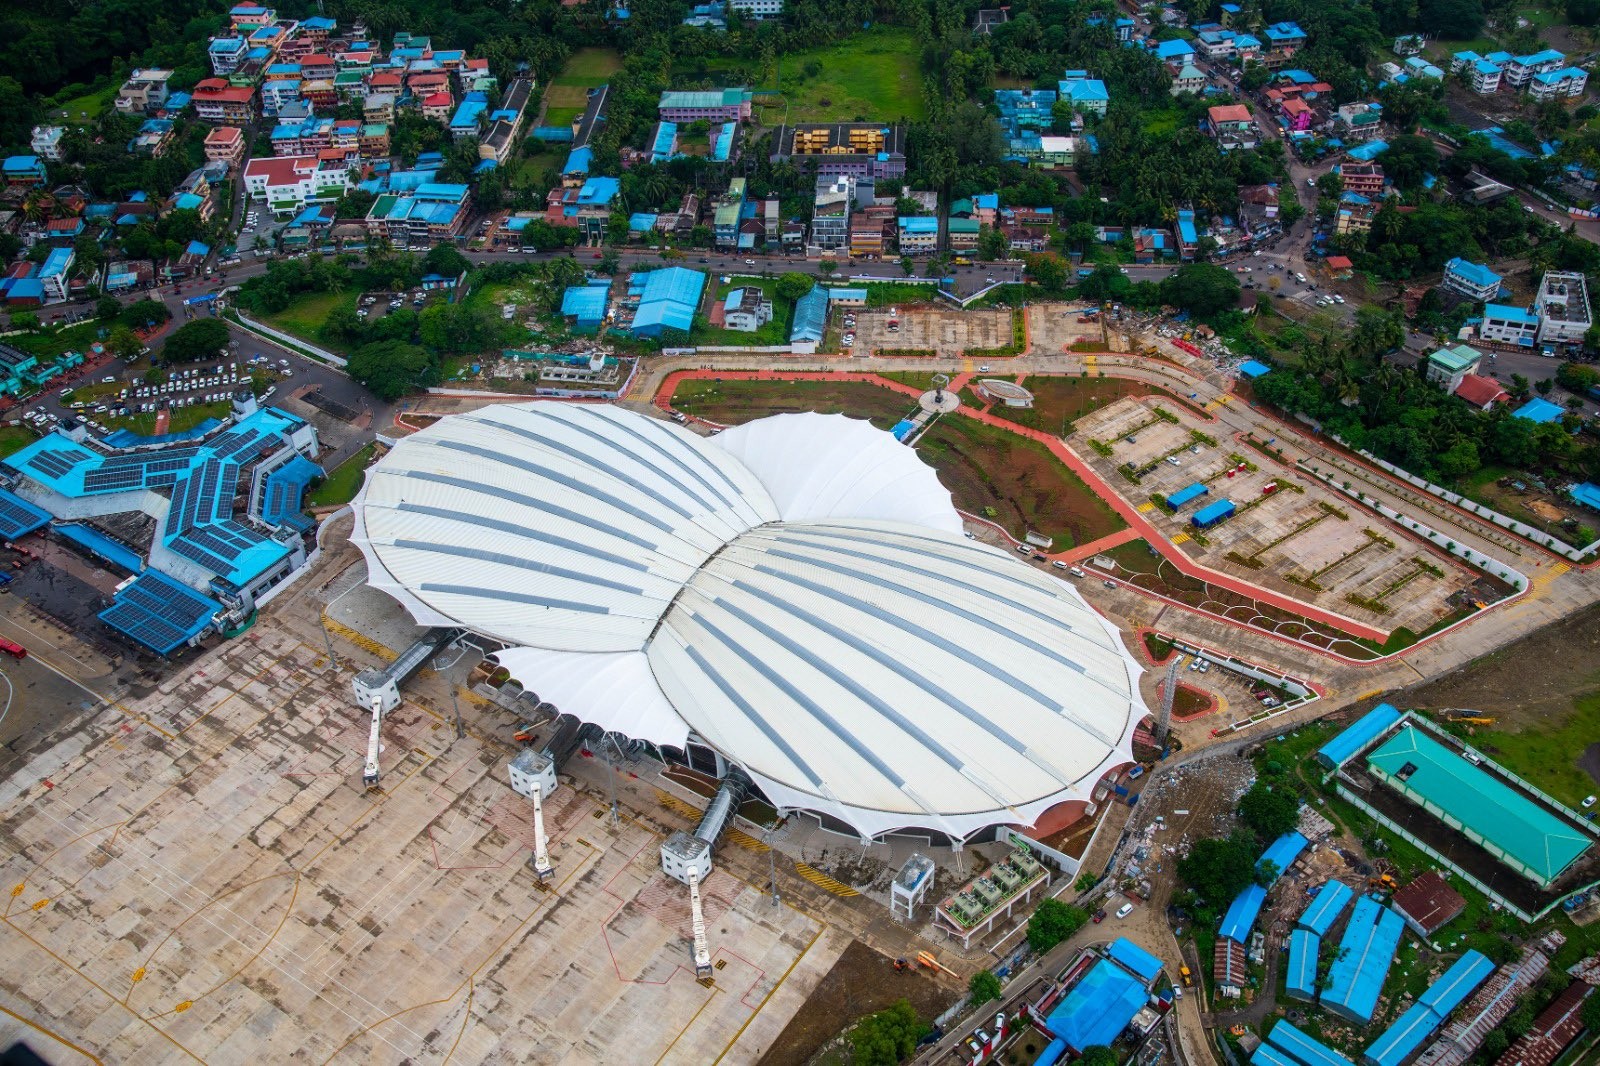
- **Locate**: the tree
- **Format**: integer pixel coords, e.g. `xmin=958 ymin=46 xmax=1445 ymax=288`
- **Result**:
xmin=818 ymin=260 xmax=839 ymax=277
xmin=1160 ymin=263 xmax=1241 ymax=317
xmin=1536 ymin=378 xmax=1555 ymax=396
xmin=347 ymin=339 xmax=437 ymax=401
xmin=95 ymin=296 xmax=122 ymax=321
xmin=775 ymin=272 xmax=815 ymax=302
xmin=422 ymin=243 xmax=470 ymax=279
xmin=968 ymin=969 xmax=1003 ymax=1004
xmin=1581 ymin=990 xmax=1600 ymax=1032
xmin=849 ymin=1000 xmax=927 ymax=1066
xmin=160 ymin=319 xmax=231 ymax=364
xmin=900 ymin=256 xmax=916 ymax=277
xmin=1238 ymin=782 xmax=1301 ymax=842
xmin=8 ymin=312 xmax=39 ymax=332
xmin=1178 ymin=832 xmax=1259 ymax=904
xmin=1418 ymin=0 xmax=1485 ymax=35
xmin=1026 ymin=898 xmax=1089 ymax=953
xmin=1378 ymin=136 xmax=1442 ymax=191
xmin=1079 ymin=1047 xmax=1118 ymax=1066
xmin=107 ymin=326 xmax=144 ymax=359
xmin=120 ymin=299 xmax=170 ymax=330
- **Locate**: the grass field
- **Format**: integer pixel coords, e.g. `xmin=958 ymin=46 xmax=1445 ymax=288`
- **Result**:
xmin=985 ymin=376 xmax=1162 ymax=435
xmin=100 ymin=400 xmax=232 ymax=437
xmin=0 ymin=426 xmax=37 ymax=459
xmin=771 ymin=29 xmax=927 ymax=122
xmin=260 ymin=291 xmax=359 ymax=354
xmin=544 ymin=47 xmax=620 ymax=119
xmin=48 ymin=83 xmax=116 ymax=122
xmin=308 ymin=442 xmax=377 ymax=507
xmin=918 ymin=415 xmax=1126 ymax=548
xmin=671 ymin=378 xmax=917 ymax=429
xmin=9 ymin=321 xmax=105 ymax=362
xmin=543 ymin=107 xmax=584 ymax=130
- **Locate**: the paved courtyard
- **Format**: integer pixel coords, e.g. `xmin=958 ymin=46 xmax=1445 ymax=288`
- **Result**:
xmin=851 ymin=307 xmax=1012 ymax=356
xmin=1025 ymin=303 xmax=1106 ymax=354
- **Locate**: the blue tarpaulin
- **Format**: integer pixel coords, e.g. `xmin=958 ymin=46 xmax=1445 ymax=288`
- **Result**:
xmin=1239 ymin=360 xmax=1272 ymax=377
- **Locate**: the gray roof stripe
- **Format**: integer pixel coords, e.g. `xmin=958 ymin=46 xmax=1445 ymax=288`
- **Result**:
xmin=390 ymin=539 xmax=646 ymax=595
xmin=398 ymin=470 xmax=661 ymax=551
xmin=432 ymin=439 xmax=680 ymax=531
xmin=392 ymin=501 xmax=649 ymax=572
xmin=518 ymin=405 xmax=744 ymax=513
xmin=419 ymin=584 xmax=611 ymax=614
xmin=689 ymin=613 xmax=909 ymax=791
xmin=457 ymin=419 xmax=698 ymax=521
xmin=679 ymin=643 xmax=826 ymax=789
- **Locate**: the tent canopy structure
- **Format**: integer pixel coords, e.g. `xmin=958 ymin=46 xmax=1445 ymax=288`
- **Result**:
xmin=354 ymin=403 xmax=1148 ymax=840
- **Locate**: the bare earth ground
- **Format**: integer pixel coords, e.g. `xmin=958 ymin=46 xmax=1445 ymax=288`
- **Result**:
xmin=757 ymin=940 xmax=950 ymax=1066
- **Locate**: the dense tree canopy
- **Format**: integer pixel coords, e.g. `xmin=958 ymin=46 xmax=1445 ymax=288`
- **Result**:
xmin=159 ymin=318 xmax=230 ymax=365
xmin=1178 ymin=831 xmax=1259 ymax=905
xmin=1026 ymin=898 xmax=1089 ymax=953
xmin=1238 ymin=782 xmax=1302 ymax=843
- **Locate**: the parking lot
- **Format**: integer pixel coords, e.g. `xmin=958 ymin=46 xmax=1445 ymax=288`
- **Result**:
xmin=1073 ymin=397 xmax=1484 ymax=633
xmin=849 ymin=307 xmax=1012 ymax=355
xmin=34 ymin=355 xmax=292 ymax=439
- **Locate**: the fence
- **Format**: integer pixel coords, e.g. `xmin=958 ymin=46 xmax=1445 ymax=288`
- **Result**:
xmin=233 ymin=310 xmax=348 ymax=368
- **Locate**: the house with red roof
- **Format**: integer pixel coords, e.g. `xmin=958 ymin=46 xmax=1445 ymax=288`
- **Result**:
xmin=1454 ymin=373 xmax=1510 ymax=410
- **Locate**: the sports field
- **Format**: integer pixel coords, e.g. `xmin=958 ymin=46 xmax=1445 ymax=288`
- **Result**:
xmin=544 ymin=47 xmax=620 ymax=127
xmin=772 ymin=30 xmax=926 ymax=122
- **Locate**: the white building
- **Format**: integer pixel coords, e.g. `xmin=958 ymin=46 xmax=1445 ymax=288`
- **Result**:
xmin=1478 ymin=303 xmax=1539 ymax=348
xmin=1502 ymin=48 xmax=1566 ymax=88
xmin=1535 ymin=271 xmax=1592 ymax=346
xmin=1530 ymin=68 xmax=1587 ymax=101
xmin=29 ymin=126 xmax=64 ymax=162
xmin=728 ymin=0 xmax=783 ymax=16
xmin=721 ymin=287 xmax=773 ymax=332
xmin=1441 ymin=257 xmax=1502 ymax=304
xmin=508 ymin=747 xmax=558 ymax=800
xmin=241 ymin=154 xmax=353 ymax=214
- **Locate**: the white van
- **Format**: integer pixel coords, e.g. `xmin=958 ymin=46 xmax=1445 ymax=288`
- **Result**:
xmin=1116 ymin=902 xmax=1134 ymax=919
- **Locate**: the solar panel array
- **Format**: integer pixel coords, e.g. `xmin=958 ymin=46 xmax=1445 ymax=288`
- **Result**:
xmin=260 ymin=457 xmax=318 ymax=531
xmin=165 ymin=458 xmax=275 ymax=577
xmin=82 ymin=447 xmax=202 ymax=494
xmin=98 ymin=572 xmax=221 ymax=654
xmin=0 ymin=490 xmax=49 ymax=540
xmin=25 ymin=448 xmax=86 ymax=480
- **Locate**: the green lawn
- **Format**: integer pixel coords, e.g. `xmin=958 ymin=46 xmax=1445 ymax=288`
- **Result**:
xmin=260 ymin=291 xmax=359 ymax=355
xmin=48 ymin=83 xmax=116 ymax=123
xmin=691 ymin=278 xmax=794 ymax=347
xmin=543 ymin=107 xmax=584 ymax=129
xmin=555 ymin=47 xmax=622 ymax=85
xmin=9 ymin=321 xmax=105 ymax=361
xmin=308 ymin=443 xmax=377 ymax=507
xmin=1454 ymin=693 xmax=1600 ymax=809
xmin=771 ymin=29 xmax=927 ymax=122
xmin=100 ymin=401 xmax=232 ymax=437
xmin=0 ymin=426 xmax=37 ymax=459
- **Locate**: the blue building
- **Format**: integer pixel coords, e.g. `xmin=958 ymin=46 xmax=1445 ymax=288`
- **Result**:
xmin=789 ymin=285 xmax=829 ymax=346
xmin=1316 ymin=703 xmax=1402 ymax=769
xmin=1285 ymin=929 xmax=1320 ymax=1002
xmin=1165 ymin=482 xmax=1210 ymax=510
xmin=1322 ymin=895 xmax=1406 ymax=1022
xmin=1513 ymin=397 xmax=1566 ymax=423
xmin=1192 ymin=498 xmax=1235 ymax=528
xmin=626 ymin=267 xmax=706 ymax=338
xmin=1297 ymin=880 xmax=1354 ymax=936
xmin=1362 ymin=951 xmax=1493 ymax=1066
xmin=561 ymin=280 xmax=611 ymax=334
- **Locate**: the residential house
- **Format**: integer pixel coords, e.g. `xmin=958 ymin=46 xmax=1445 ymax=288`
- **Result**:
xmin=44 ymin=217 xmax=84 ymax=242
xmin=682 ymin=3 xmax=728 ymax=30
xmin=1176 ymin=210 xmax=1200 ymax=261
xmin=260 ymin=76 xmax=303 ymax=118
xmin=994 ymin=89 xmax=1058 ymax=138
xmin=729 ymin=0 xmax=783 ymax=17
xmin=422 ymin=91 xmax=454 ymax=122
xmin=299 ymin=54 xmax=336 ymax=82
xmin=1262 ymin=22 xmax=1307 ymax=67
xmin=1403 ymin=56 xmax=1445 ymax=79
xmin=1278 ymin=96 xmax=1314 ymax=132
xmin=898 ymin=216 xmax=938 ymax=254
xmin=1058 ymin=71 xmax=1109 ymax=116
xmin=544 ymin=176 xmax=620 ymax=243
xmin=1340 ymin=162 xmax=1385 ymax=198
xmin=970 ymin=193 xmax=1000 ymax=226
xmin=359 ymin=124 xmax=391 ymax=158
xmin=1335 ymin=102 xmax=1384 ymax=141
xmin=1335 ymin=192 xmax=1378 ymax=235
xmin=713 ymin=177 xmax=747 ymax=249
xmin=948 ymin=217 xmax=980 ymax=252
xmin=363 ymin=92 xmax=396 ymax=124
xmin=1001 ymin=222 xmax=1048 ymax=252
xmin=1479 ymin=303 xmax=1540 ymax=347
xmin=1441 ymin=257 xmax=1502 ymax=302
xmin=1004 ymin=133 xmax=1075 ymax=167
xmin=1206 ymin=104 xmax=1257 ymax=150
xmin=1196 ymin=27 xmax=1239 ymax=60
xmin=450 ymin=92 xmax=489 ymax=140
xmin=1219 ymin=3 xmax=1241 ymax=26
xmin=658 ymin=88 xmax=751 ymax=122
xmin=1171 ymin=63 xmax=1208 ymax=95
xmin=1426 ymin=344 xmax=1482 ymax=390
xmin=1452 ymin=52 xmax=1504 ymax=94
xmin=1535 ymin=271 xmax=1591 ymax=346
xmin=29 ymin=127 xmax=64 ymax=162
xmin=770 ymin=123 xmax=907 ymax=179
xmin=229 ymin=3 xmax=275 ymax=32
xmin=192 ymin=79 xmax=256 ymax=124
xmin=115 ymin=68 xmax=175 ymax=114
xmin=811 ymin=175 xmax=854 ymax=251
xmin=37 ymin=247 xmax=73 ymax=302
xmin=1453 ymin=373 xmax=1509 ymax=410
xmin=1530 ymin=68 xmax=1587 ymax=101
xmin=1154 ymin=39 xmax=1196 ymax=66
xmin=721 ymin=287 xmax=773 ymax=332
xmin=128 ymin=119 xmax=176 ymax=157
xmin=848 ymin=206 xmax=894 ymax=258
xmin=209 ymin=37 xmax=249 ymax=76
xmin=1393 ymin=34 xmax=1426 ymax=56
xmin=243 ymin=154 xmax=353 ymax=215
xmin=368 ymin=182 xmax=473 ymax=246
xmin=1502 ymin=48 xmax=1566 ymax=89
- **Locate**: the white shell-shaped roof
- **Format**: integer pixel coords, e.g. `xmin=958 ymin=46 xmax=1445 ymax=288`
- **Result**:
xmin=355 ymin=402 xmax=1144 ymax=840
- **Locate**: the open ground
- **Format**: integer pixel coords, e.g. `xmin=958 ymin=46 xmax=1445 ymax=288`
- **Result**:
xmin=544 ymin=47 xmax=619 ymax=128
xmin=851 ymin=307 xmax=1012 ymax=357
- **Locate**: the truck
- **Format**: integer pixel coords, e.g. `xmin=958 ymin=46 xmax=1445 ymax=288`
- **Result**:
xmin=0 ymin=637 xmax=26 ymax=659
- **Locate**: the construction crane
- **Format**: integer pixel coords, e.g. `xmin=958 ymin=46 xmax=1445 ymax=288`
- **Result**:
xmin=688 ymin=868 xmax=714 ymax=980
xmin=362 ymin=694 xmax=384 ymax=789
xmin=530 ymin=785 xmax=554 ymax=885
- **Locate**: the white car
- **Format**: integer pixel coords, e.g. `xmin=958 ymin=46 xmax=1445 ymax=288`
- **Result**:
xmin=978 ymin=364 xmax=991 ymax=372
xmin=743 ymin=259 xmax=756 ymax=265
xmin=1116 ymin=902 xmax=1134 ymax=919
xmin=1332 ymin=294 xmax=1345 ymax=304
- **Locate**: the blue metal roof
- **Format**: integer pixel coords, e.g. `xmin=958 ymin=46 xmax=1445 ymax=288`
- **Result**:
xmin=1107 ymin=937 xmax=1163 ymax=982
xmin=1239 ymin=359 xmax=1272 ymax=377
xmin=1259 ymin=832 xmax=1308 ymax=882
xmin=0 ymin=487 xmax=50 ymax=540
xmin=1166 ymin=482 xmax=1210 ymax=509
xmin=627 ymin=267 xmax=705 ymax=337
xmin=1514 ymin=397 xmax=1566 ymax=423
xmin=899 ymin=216 xmax=939 ymax=233
xmin=1324 ymin=898 xmax=1405 ymax=1022
xmin=1445 ymin=257 xmax=1501 ymax=289
xmin=1044 ymin=957 xmax=1149 ymax=1052
xmin=1363 ymin=1002 xmax=1441 ymax=1066
xmin=1348 ymin=140 xmax=1388 ymax=161
xmin=1285 ymin=929 xmax=1320 ymax=1001
xmin=260 ymin=455 xmax=322 ymax=532
xmin=1571 ymin=482 xmax=1600 ymax=511
xmin=56 ymin=522 xmax=143 ymax=573
xmin=790 ymin=285 xmax=828 ymax=344
xmin=1417 ymin=950 xmax=1493 ymax=1016
xmin=1267 ymin=1021 xmax=1352 ymax=1066
xmin=1298 ymin=880 xmax=1354 ymax=936
xmin=1220 ymin=883 xmax=1266 ymax=942
xmin=1316 ymin=703 xmax=1401 ymax=768
xmin=1254 ymin=1045 xmax=1301 ymax=1066
xmin=1192 ymin=498 xmax=1236 ymax=527
xmin=561 ymin=283 xmax=609 ymax=325
xmin=1484 ymin=303 xmax=1538 ymax=325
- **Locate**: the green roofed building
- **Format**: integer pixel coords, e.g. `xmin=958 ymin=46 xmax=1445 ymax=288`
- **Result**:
xmin=1366 ymin=725 xmax=1592 ymax=887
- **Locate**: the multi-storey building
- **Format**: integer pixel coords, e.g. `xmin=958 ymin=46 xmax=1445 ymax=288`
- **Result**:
xmin=1535 ymin=271 xmax=1592 ymax=346
xmin=657 ymin=88 xmax=752 ymax=122
xmin=204 ymin=126 xmax=246 ymax=167
xmin=367 ymin=183 xmax=473 ymax=246
xmin=770 ymin=123 xmax=907 ymax=180
xmin=29 ymin=127 xmax=64 ymax=162
xmin=193 ymin=79 xmax=257 ymax=124
xmin=115 ymin=68 xmax=175 ymax=114
xmin=1441 ymin=257 xmax=1502 ymax=303
xmin=243 ymin=154 xmax=353 ymax=215
xmin=810 ymin=175 xmax=853 ymax=251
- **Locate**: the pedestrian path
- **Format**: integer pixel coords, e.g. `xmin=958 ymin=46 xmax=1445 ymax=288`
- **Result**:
xmin=794 ymin=863 xmax=859 ymax=897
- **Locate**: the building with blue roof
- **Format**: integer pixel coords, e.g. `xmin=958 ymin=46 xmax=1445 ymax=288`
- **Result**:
xmin=1258 ymin=832 xmax=1308 ymax=882
xmin=257 ymin=454 xmax=321 ymax=532
xmin=98 ymin=571 xmax=223 ymax=655
xmin=1239 ymin=359 xmax=1272 ymax=378
xmin=1514 ymin=397 xmax=1567 ymax=423
xmin=1106 ymin=936 xmax=1163 ymax=982
xmin=1323 ymin=896 xmax=1406 ymax=1022
xmin=1572 ymin=483 xmax=1600 ymax=512
xmin=711 ymin=121 xmax=738 ymax=162
xmin=1285 ymin=929 xmax=1320 ymax=1001
xmin=1220 ymin=883 xmax=1266 ymax=943
xmin=1442 ymin=257 xmax=1502 ymax=303
xmin=1263 ymin=22 xmax=1308 ymax=48
xmin=563 ymin=146 xmax=593 ymax=177
xmin=1480 ymin=303 xmax=1540 ymax=346
xmin=1362 ymin=951 xmax=1492 ymax=1066
xmin=1267 ymin=1020 xmax=1352 ymax=1066
xmin=1253 ymin=1043 xmax=1302 ymax=1066
xmin=1317 ymin=703 xmax=1402 ymax=769
xmin=561 ymin=280 xmax=610 ymax=334
xmin=1041 ymin=951 xmax=1154 ymax=1053
xmin=1165 ymin=482 xmax=1210 ymax=510
xmin=449 ymin=93 xmax=489 ymax=140
xmin=1297 ymin=879 xmax=1354 ymax=936
xmin=0 ymin=487 xmax=50 ymax=541
xmin=366 ymin=183 xmax=471 ymax=247
xmin=1155 ymin=38 xmax=1196 ymax=61
xmin=790 ymin=285 xmax=829 ymax=347
xmin=995 ymin=88 xmax=1057 ymax=138
xmin=1059 ymin=73 xmax=1109 ymax=115
xmin=626 ymin=267 xmax=705 ymax=338
xmin=628 ymin=212 xmax=658 ymax=233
